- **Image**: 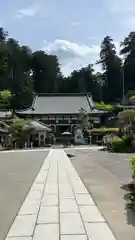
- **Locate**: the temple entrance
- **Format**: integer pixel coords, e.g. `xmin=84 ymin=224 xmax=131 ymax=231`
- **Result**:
xmin=56 ymin=125 xmax=70 ymax=136
xmin=56 ymin=125 xmax=71 ymax=143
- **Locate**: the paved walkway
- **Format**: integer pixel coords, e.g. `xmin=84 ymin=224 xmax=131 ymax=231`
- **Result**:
xmin=5 ymin=149 xmax=116 ymax=240
xmin=0 ymin=145 xmax=102 ymax=153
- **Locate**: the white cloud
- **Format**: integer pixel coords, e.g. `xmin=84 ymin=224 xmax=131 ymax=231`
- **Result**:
xmin=15 ymin=4 xmax=41 ymax=18
xmin=43 ymin=39 xmax=101 ymax=76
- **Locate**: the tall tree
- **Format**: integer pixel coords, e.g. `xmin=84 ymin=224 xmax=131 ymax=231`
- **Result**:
xmin=65 ymin=64 xmax=98 ymax=99
xmin=32 ymin=51 xmax=62 ymax=93
xmin=120 ymin=31 xmax=135 ymax=93
xmin=6 ymin=39 xmax=33 ymax=109
xmin=0 ymin=28 xmax=9 ymax=90
xmin=94 ymin=72 xmax=105 ymax=101
xmin=99 ymin=36 xmax=122 ymax=102
xmin=0 ymin=27 xmax=7 ymax=43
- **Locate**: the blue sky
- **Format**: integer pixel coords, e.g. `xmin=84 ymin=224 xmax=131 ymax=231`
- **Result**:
xmin=1 ymin=0 xmax=135 ymax=75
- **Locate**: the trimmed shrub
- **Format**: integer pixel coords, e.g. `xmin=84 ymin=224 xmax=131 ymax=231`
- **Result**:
xmin=123 ymin=134 xmax=133 ymax=147
xmin=126 ymin=90 xmax=135 ymax=98
xmin=130 ymin=95 xmax=135 ymax=103
xmin=92 ymin=127 xmax=119 ymax=133
xmin=95 ymin=102 xmax=113 ymax=110
xmin=131 ymin=156 xmax=135 ymax=184
xmin=111 ymin=136 xmax=124 ymax=152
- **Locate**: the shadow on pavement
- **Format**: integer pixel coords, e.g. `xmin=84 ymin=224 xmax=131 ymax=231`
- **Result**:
xmin=121 ymin=184 xmax=135 ymax=226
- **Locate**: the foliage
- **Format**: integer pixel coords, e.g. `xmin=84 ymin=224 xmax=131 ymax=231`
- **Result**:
xmin=1 ymin=26 xmax=135 ymax=107
xmin=124 ymin=156 xmax=135 ymax=211
xmin=0 ymin=90 xmax=13 ymax=108
xmin=112 ymin=136 xmax=123 ymax=142
xmin=130 ymin=95 xmax=135 ymax=103
xmin=97 ymin=36 xmax=122 ymax=102
xmin=61 ymin=65 xmax=100 ymax=101
xmin=111 ymin=136 xmax=124 ymax=152
xmin=78 ymin=108 xmax=91 ymax=130
xmin=92 ymin=127 xmax=119 ymax=133
xmin=0 ymin=90 xmax=12 ymax=100
xmin=120 ymin=31 xmax=135 ymax=93
xmin=106 ymin=133 xmax=134 ymax=152
xmin=32 ymin=51 xmax=62 ymax=93
xmin=126 ymin=90 xmax=135 ymax=98
xmin=9 ymin=117 xmax=34 ymax=147
xmin=123 ymin=134 xmax=133 ymax=147
xmin=131 ymin=156 xmax=135 ymax=184
xmin=95 ymin=101 xmax=113 ymax=110
xmin=118 ymin=110 xmax=135 ymax=125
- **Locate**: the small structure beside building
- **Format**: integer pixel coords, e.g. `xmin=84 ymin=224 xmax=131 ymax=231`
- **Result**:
xmin=0 ymin=121 xmax=10 ymax=147
xmin=0 ymin=128 xmax=8 ymax=147
xmin=28 ymin=120 xmax=52 ymax=147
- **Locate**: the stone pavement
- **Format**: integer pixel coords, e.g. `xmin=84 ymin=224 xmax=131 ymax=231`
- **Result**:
xmin=5 ymin=149 xmax=116 ymax=240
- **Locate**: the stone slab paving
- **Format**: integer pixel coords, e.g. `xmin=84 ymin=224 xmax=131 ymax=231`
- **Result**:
xmin=5 ymin=149 xmax=116 ymax=240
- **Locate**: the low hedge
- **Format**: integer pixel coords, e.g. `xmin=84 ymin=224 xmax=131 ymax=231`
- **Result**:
xmin=92 ymin=127 xmax=119 ymax=133
xmin=130 ymin=95 xmax=135 ymax=103
xmin=111 ymin=136 xmax=124 ymax=152
xmin=125 ymin=156 xmax=135 ymax=211
xmin=95 ymin=101 xmax=113 ymax=110
xmin=108 ymin=134 xmax=134 ymax=153
xmin=131 ymin=156 xmax=135 ymax=184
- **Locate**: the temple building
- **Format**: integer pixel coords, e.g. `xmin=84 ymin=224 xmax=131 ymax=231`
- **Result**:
xmin=16 ymin=93 xmax=107 ymax=141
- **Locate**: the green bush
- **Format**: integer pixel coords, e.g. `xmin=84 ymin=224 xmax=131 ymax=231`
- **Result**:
xmin=126 ymin=90 xmax=135 ymax=98
xmin=111 ymin=136 xmax=124 ymax=152
xmin=107 ymin=134 xmax=135 ymax=153
xmin=130 ymin=95 xmax=135 ymax=103
xmin=111 ymin=135 xmax=134 ymax=152
xmin=95 ymin=102 xmax=113 ymax=110
xmin=123 ymin=134 xmax=133 ymax=147
xmin=92 ymin=127 xmax=119 ymax=133
xmin=131 ymin=156 xmax=135 ymax=184
xmin=0 ymin=90 xmax=13 ymax=109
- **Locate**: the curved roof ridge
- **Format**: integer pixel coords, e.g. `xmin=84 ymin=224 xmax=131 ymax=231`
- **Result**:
xmin=86 ymin=94 xmax=95 ymax=110
xmin=36 ymin=119 xmax=50 ymax=128
xmin=30 ymin=120 xmax=52 ymax=131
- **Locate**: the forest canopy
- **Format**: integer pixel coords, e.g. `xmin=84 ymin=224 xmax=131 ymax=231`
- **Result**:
xmin=0 ymin=27 xmax=135 ymax=109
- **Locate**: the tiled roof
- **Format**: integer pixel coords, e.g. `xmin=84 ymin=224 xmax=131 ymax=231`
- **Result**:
xmin=17 ymin=94 xmax=98 ymax=115
xmin=30 ymin=120 xmax=51 ymax=131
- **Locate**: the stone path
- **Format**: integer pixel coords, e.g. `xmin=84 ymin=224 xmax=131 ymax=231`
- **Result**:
xmin=5 ymin=149 xmax=116 ymax=240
